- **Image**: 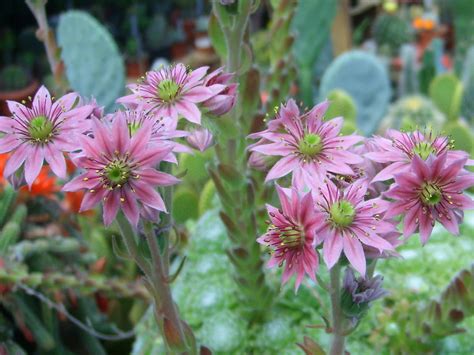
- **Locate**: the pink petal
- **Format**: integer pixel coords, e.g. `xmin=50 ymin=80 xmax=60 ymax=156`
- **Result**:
xmin=175 ymin=100 xmax=201 ymax=124
xmin=25 ymin=146 xmax=45 ymax=187
xmin=112 ymin=114 xmax=131 ymax=155
xmin=403 ymin=208 xmax=419 ymax=237
xmin=54 ymin=92 xmax=79 ymax=111
xmin=342 ymin=235 xmax=366 ymax=276
xmin=3 ymin=144 xmax=29 ymax=177
xmin=412 ymin=155 xmax=430 ymax=181
xmin=138 ymin=168 xmax=180 ymax=186
xmin=7 ymin=101 xmax=32 ymax=122
xmin=186 ymin=66 xmax=208 ymax=85
xmin=438 ymin=210 xmax=460 ymax=235
xmin=184 ymin=86 xmax=216 ymax=103
xmin=103 ymin=192 xmax=120 ymax=226
xmin=44 ymin=143 xmax=66 ymax=178
xmin=0 ymin=116 xmax=16 ymax=133
xmin=62 ymin=173 xmax=98 ymax=191
xmin=121 ymin=188 xmax=140 ymax=227
xmin=322 ymin=230 xmax=343 ymax=269
xmin=32 ymin=86 xmax=52 ymax=115
xmin=0 ymin=135 xmax=21 ymax=153
xmin=80 ymin=188 xmax=106 ymax=212
xmin=129 ymin=121 xmax=153 ymax=157
xmin=372 ymin=161 xmax=408 ymax=182
xmin=265 ymin=155 xmax=299 ymax=181
xmin=418 ymin=211 xmax=433 ymax=245
xmin=250 ymin=142 xmax=293 ymax=156
xmin=131 ymin=182 xmax=166 ymax=212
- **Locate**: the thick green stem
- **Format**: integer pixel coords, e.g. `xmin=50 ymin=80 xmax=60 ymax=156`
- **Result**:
xmin=210 ymin=0 xmax=273 ymax=322
xmin=329 ymin=263 xmax=345 ymax=355
xmin=115 ymin=213 xmax=150 ymax=277
xmin=115 ymin=178 xmax=191 ymax=353
xmin=144 ymin=224 xmax=188 ymax=352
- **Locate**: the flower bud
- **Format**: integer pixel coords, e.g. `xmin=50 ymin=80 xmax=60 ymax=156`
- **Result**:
xmin=341 ymin=268 xmax=388 ymax=319
xmin=202 ymin=68 xmax=237 ymax=116
xmin=186 ymin=128 xmax=214 ymax=152
xmin=247 ymin=151 xmax=276 ymax=171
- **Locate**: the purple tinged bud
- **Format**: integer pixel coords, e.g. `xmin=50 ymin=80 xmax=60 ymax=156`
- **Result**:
xmin=248 ymin=151 xmax=275 ymax=171
xmin=341 ymin=268 xmax=388 ymax=319
xmin=202 ymin=68 xmax=237 ymax=116
xmin=186 ymin=128 xmax=214 ymax=152
xmin=220 ymin=0 xmax=236 ymax=5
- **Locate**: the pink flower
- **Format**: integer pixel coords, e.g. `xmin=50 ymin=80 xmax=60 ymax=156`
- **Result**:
xmin=366 ymin=129 xmax=473 ymax=182
xmin=248 ymin=99 xmax=363 ymax=189
xmin=117 ymin=64 xmax=223 ymax=124
xmin=0 ymin=86 xmax=92 ymax=187
xmin=62 ymin=116 xmax=179 ymax=227
xmin=186 ymin=128 xmax=214 ymax=152
xmin=114 ymin=109 xmax=192 ymax=164
xmin=316 ymin=179 xmax=395 ymax=276
xmin=202 ymin=68 xmax=237 ymax=115
xmin=384 ymin=153 xmax=474 ymax=244
xmin=257 ymin=186 xmax=323 ymax=291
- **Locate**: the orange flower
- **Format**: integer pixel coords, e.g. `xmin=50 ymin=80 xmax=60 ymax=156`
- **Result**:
xmin=20 ymin=166 xmax=58 ymax=198
xmin=0 ymin=153 xmax=9 ymax=185
xmin=412 ymin=17 xmax=435 ymax=31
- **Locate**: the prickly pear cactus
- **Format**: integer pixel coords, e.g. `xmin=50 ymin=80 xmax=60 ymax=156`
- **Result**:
xmin=57 ymin=10 xmax=125 ymax=111
xmin=443 ymin=121 xmax=474 ymax=155
xmin=380 ymin=95 xmax=445 ymax=132
xmin=319 ymin=50 xmax=392 ymax=135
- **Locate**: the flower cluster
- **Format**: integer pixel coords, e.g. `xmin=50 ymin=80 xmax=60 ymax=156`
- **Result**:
xmin=0 ymin=64 xmax=236 ymax=227
xmin=252 ymin=101 xmax=474 ymax=290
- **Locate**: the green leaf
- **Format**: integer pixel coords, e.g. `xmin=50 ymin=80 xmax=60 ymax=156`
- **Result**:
xmin=208 ymin=13 xmax=227 ymax=59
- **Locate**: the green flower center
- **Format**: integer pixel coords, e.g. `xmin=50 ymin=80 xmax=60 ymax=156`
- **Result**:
xmin=275 ymin=225 xmax=304 ymax=249
xmin=413 ymin=141 xmax=435 ymax=160
xmin=104 ymin=160 xmax=131 ymax=188
xmin=420 ymin=183 xmax=442 ymax=205
xmin=128 ymin=122 xmax=141 ymax=136
xmin=157 ymin=79 xmax=180 ymax=102
xmin=29 ymin=115 xmax=53 ymax=142
xmin=299 ymin=133 xmax=323 ymax=158
xmin=330 ymin=200 xmax=355 ymax=228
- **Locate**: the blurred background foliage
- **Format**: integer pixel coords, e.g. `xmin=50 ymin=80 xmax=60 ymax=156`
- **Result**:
xmin=1 ymin=0 xmax=474 ymax=353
